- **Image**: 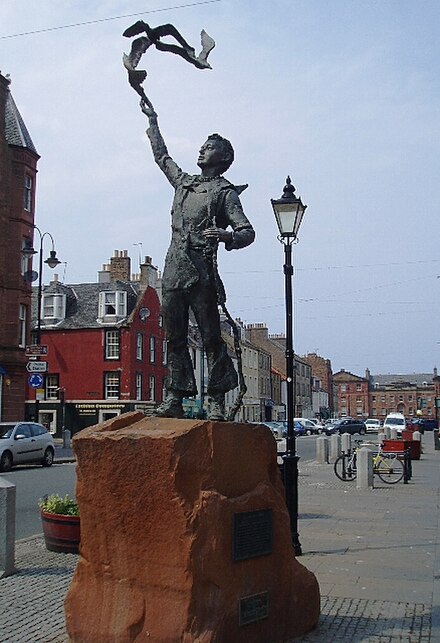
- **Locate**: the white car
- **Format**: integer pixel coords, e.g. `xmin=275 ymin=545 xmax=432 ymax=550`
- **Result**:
xmin=383 ymin=413 xmax=406 ymax=436
xmin=0 ymin=421 xmax=55 ymax=471
xmin=365 ymin=418 xmax=382 ymax=433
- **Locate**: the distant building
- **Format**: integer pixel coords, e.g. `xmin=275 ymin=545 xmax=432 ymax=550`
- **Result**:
xmin=367 ymin=369 xmax=440 ymax=420
xmin=302 ymin=352 xmax=334 ymax=416
xmin=333 ymin=369 xmax=370 ymax=418
xmin=0 ymin=74 xmax=39 ymax=420
xmin=245 ymin=323 xmax=312 ymax=418
xmin=26 ymin=251 xmax=166 ymax=434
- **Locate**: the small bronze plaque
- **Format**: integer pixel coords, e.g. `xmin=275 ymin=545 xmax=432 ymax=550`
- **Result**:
xmin=233 ymin=509 xmax=273 ymax=561
xmin=239 ymin=591 xmax=269 ymax=626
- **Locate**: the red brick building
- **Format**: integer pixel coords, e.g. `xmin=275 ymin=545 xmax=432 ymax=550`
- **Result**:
xmin=333 ymin=369 xmax=370 ymax=418
xmin=26 ymin=252 xmax=167 ymax=435
xmin=303 ymin=352 xmax=334 ymax=415
xmin=0 ymin=74 xmax=39 ymax=420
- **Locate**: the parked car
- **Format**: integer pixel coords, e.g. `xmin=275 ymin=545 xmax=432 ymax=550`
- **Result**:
xmin=294 ymin=418 xmax=322 ymax=435
xmin=383 ymin=413 xmax=406 ymax=436
xmin=324 ymin=418 xmax=367 ymax=436
xmin=409 ymin=418 xmax=438 ymax=432
xmin=365 ymin=418 xmax=382 ymax=433
xmin=0 ymin=422 xmax=55 ymax=472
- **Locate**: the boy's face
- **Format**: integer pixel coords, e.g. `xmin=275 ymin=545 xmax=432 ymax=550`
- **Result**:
xmin=197 ymin=139 xmax=226 ymax=170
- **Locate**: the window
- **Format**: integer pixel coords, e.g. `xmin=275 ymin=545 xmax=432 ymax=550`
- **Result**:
xmin=162 ymin=378 xmax=167 ymax=402
xmin=162 ymin=340 xmax=168 ymax=366
xmin=356 ymin=384 xmax=362 ymax=391
xmin=46 ymin=374 xmax=59 ymax=400
xmin=149 ymin=336 xmax=156 ymax=363
xmin=42 ymin=294 xmax=66 ymax=321
xmin=98 ymin=290 xmax=127 ymax=320
xmin=23 ymin=175 xmax=32 ymax=211
xmin=149 ymin=375 xmax=155 ymax=401
xmin=136 ymin=373 xmax=142 ymax=400
xmin=159 ymin=315 xmax=163 ymax=328
xmin=340 ymin=384 xmax=346 ymax=392
xmin=18 ymin=304 xmax=26 ymax=347
xmin=105 ymin=330 xmax=120 ymax=360
xmin=136 ymin=333 xmax=143 ymax=360
xmin=104 ymin=372 xmax=120 ymax=399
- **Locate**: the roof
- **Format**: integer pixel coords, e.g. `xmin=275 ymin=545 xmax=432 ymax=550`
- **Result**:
xmin=5 ymin=90 xmax=38 ymax=154
xmin=31 ymin=281 xmax=143 ymax=330
xmin=370 ymin=373 xmax=435 ymax=387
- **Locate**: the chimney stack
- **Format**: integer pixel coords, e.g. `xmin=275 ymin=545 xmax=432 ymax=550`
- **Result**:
xmin=109 ymin=250 xmax=131 ymax=282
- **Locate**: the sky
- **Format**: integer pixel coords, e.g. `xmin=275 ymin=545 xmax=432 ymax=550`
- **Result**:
xmin=1 ymin=0 xmax=440 ymax=376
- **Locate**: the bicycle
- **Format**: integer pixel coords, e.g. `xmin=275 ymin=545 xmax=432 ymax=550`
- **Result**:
xmin=334 ymin=442 xmax=405 ymax=484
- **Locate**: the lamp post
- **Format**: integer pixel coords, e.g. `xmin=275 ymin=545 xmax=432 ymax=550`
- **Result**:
xmin=23 ymin=227 xmax=61 ymax=422
xmin=271 ymin=176 xmax=307 ymax=556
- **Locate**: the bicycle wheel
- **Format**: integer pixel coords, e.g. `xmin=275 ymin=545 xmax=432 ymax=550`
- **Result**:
xmin=334 ymin=454 xmax=357 ymax=481
xmin=375 ymin=454 xmax=404 ymax=484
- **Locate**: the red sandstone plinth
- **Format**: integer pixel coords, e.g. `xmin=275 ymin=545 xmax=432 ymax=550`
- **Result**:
xmin=65 ymin=412 xmax=320 ymax=642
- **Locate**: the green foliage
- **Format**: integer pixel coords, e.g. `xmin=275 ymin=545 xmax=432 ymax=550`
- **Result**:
xmin=39 ymin=493 xmax=79 ymax=517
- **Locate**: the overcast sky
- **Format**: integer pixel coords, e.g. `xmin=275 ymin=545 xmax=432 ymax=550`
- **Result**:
xmin=2 ymin=0 xmax=439 ymax=376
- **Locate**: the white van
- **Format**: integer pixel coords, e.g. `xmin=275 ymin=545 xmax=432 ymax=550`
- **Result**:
xmin=383 ymin=413 xmax=406 ymax=436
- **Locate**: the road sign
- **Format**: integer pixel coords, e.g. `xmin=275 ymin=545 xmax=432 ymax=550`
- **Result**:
xmin=28 ymin=373 xmax=44 ymax=388
xmin=25 ymin=345 xmax=48 ymax=357
xmin=26 ymin=361 xmax=48 ymax=373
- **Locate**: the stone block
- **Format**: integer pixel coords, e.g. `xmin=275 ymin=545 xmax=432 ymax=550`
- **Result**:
xmin=65 ymin=412 xmax=320 ymax=642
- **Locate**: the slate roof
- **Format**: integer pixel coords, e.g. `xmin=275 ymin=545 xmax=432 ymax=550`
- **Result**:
xmin=5 ymin=90 xmax=38 ymax=154
xmin=370 ymin=373 xmax=435 ymax=387
xmin=31 ymin=281 xmax=142 ymax=330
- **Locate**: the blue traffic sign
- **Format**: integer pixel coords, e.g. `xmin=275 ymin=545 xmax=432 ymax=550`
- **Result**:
xmin=28 ymin=373 xmax=44 ymax=388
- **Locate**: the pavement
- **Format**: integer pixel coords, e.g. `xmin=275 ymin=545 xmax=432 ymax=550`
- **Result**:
xmin=0 ymin=434 xmax=439 ymax=642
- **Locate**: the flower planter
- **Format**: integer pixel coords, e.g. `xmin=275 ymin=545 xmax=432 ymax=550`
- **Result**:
xmin=41 ymin=510 xmax=80 ymax=553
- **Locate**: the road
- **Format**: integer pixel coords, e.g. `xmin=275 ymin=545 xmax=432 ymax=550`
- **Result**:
xmin=1 ymin=435 xmax=319 ymax=541
xmin=1 ymin=462 xmax=76 ymax=540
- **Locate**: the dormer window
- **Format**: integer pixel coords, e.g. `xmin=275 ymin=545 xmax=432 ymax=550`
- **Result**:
xmin=42 ymin=294 xmax=66 ymax=323
xmin=98 ymin=290 xmax=127 ymax=321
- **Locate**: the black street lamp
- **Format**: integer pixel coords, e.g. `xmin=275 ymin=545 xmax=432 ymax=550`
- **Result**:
xmin=23 ymin=226 xmax=61 ymax=422
xmin=271 ymin=176 xmax=307 ymax=556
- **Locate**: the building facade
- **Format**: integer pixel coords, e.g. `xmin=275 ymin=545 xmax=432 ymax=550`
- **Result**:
xmin=0 ymin=74 xmax=39 ymax=420
xmin=368 ymin=370 xmax=440 ymax=420
xmin=26 ymin=251 xmax=166 ymax=435
xmin=303 ymin=352 xmax=334 ymax=415
xmin=333 ymin=369 xmax=370 ymax=418
xmin=245 ymin=324 xmax=313 ymax=418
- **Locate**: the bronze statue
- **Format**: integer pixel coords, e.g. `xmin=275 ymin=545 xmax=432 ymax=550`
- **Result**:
xmin=124 ymin=23 xmax=254 ymax=420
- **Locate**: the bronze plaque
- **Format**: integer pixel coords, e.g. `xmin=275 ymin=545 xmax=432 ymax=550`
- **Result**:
xmin=239 ymin=591 xmax=269 ymax=626
xmin=233 ymin=509 xmax=273 ymax=561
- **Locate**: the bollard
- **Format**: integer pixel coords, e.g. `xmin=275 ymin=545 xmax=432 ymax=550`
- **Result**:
xmin=412 ymin=429 xmax=422 ymax=454
xmin=377 ymin=432 xmax=385 ymax=445
xmin=0 ymin=478 xmax=16 ymax=578
xmin=341 ymin=433 xmax=351 ymax=455
xmin=316 ymin=436 xmax=329 ymax=464
xmin=384 ymin=426 xmax=391 ymax=439
xmin=390 ymin=428 xmax=398 ymax=440
xmin=330 ymin=433 xmax=341 ymax=461
xmin=63 ymin=429 xmax=72 ymax=449
xmin=434 ymin=429 xmax=440 ymax=451
xmin=356 ymin=447 xmax=374 ymax=490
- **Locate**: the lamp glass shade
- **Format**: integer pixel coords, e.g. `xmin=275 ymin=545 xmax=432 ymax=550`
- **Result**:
xmin=272 ymin=198 xmax=306 ymax=239
xmin=45 ymin=250 xmax=61 ymax=269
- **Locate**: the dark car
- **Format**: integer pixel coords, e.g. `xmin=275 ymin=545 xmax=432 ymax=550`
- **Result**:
xmin=409 ymin=418 xmax=438 ymax=433
xmin=324 ymin=418 xmax=367 ymax=436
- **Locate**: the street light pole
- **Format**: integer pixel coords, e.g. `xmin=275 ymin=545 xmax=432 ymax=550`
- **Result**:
xmin=271 ymin=176 xmax=307 ymax=556
xmin=23 ymin=227 xmax=61 ymax=423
